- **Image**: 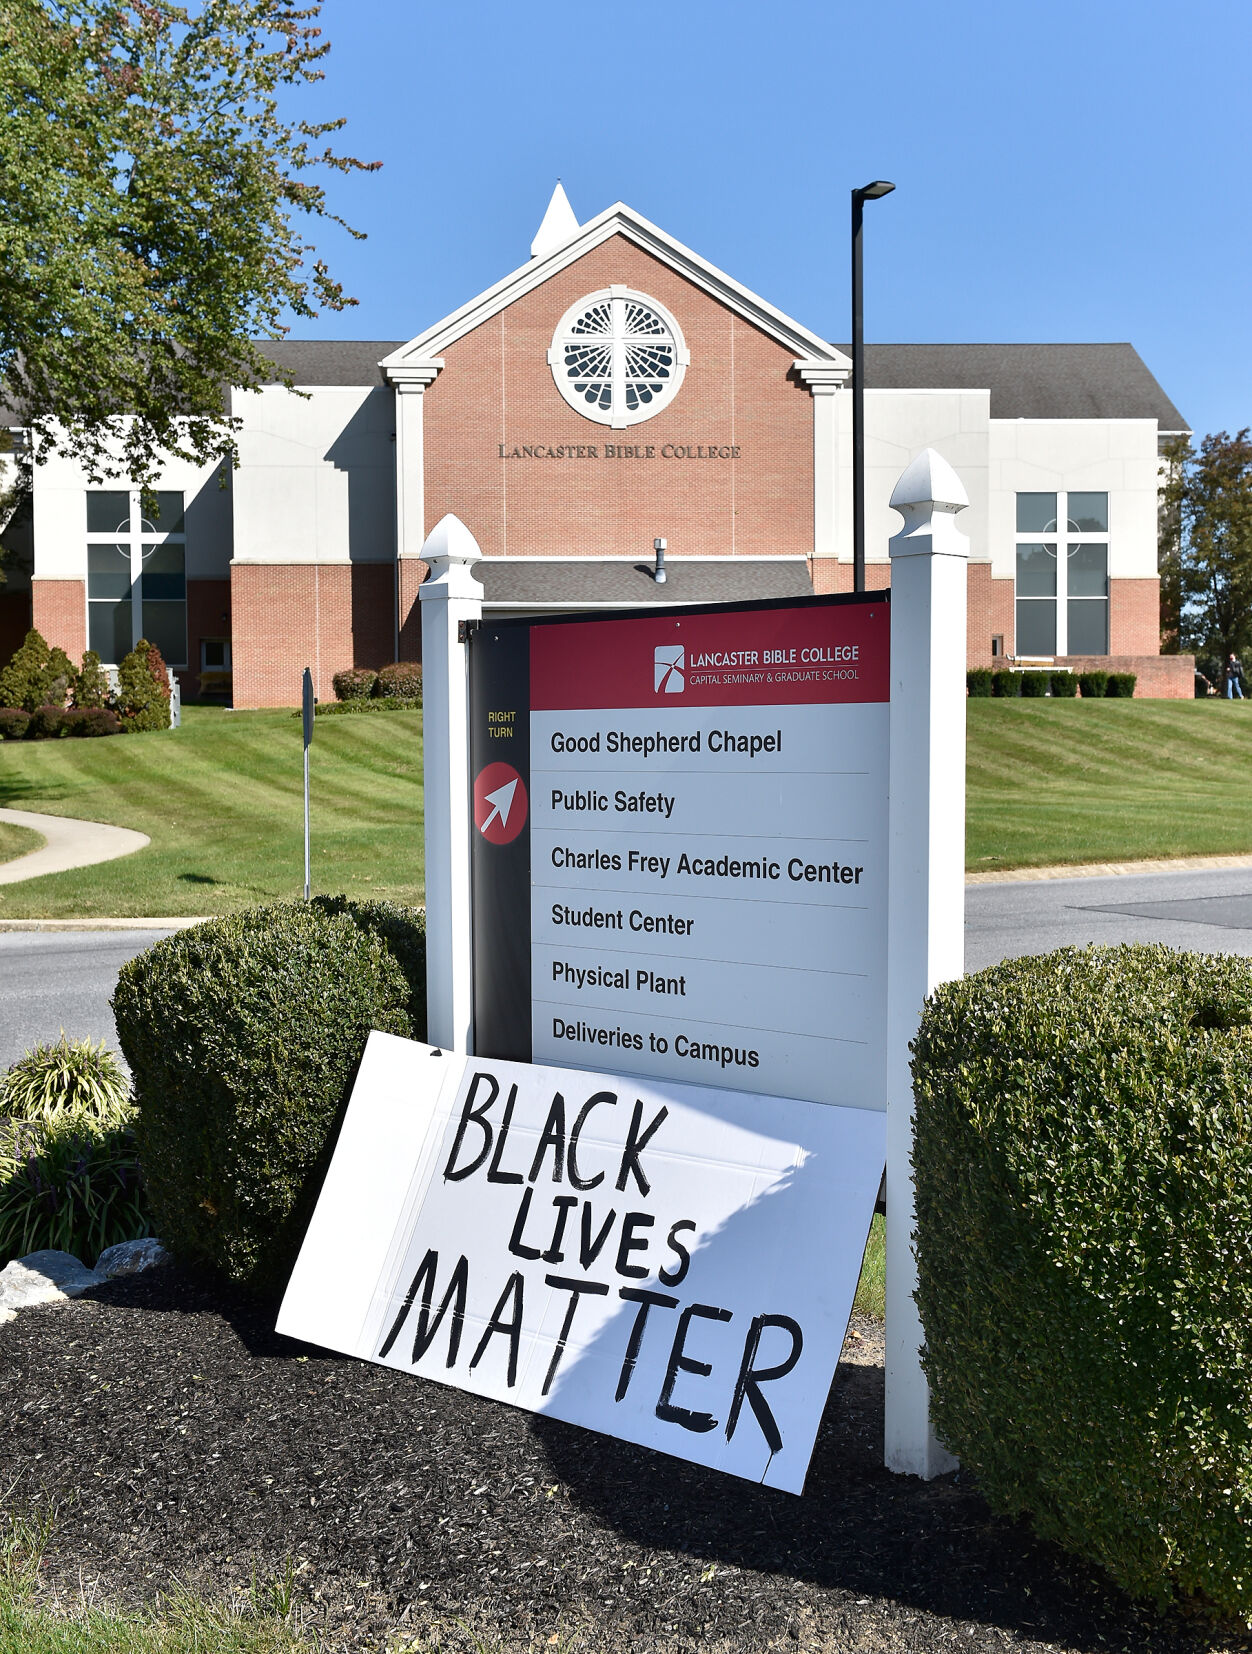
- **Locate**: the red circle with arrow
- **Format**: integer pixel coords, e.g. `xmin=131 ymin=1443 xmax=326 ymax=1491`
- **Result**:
xmin=474 ymin=762 xmax=528 ymax=845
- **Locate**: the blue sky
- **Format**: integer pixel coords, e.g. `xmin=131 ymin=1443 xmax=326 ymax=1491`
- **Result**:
xmin=290 ymin=0 xmax=1251 ymax=439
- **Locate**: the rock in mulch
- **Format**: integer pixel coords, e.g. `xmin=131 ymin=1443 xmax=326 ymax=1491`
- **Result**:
xmin=0 ymin=1264 xmax=1238 ymax=1654
xmin=0 ymin=1249 xmax=104 ymax=1323
xmin=95 ymin=1238 xmax=169 ymax=1279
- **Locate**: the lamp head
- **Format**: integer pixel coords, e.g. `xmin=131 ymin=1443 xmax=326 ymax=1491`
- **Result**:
xmin=855 ymin=180 xmax=896 ymax=200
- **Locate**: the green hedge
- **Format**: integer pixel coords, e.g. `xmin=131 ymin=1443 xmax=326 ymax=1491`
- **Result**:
xmin=913 ymin=945 xmax=1252 ymax=1623
xmin=1050 ymin=671 xmax=1078 ymax=697
xmin=112 ymin=897 xmax=426 ymax=1296
xmin=1018 ymin=670 xmax=1050 ymax=697
xmin=1107 ymin=671 xmax=1137 ymax=698
xmin=991 ymin=669 xmax=1019 ymax=697
xmin=1078 ymin=670 xmax=1108 ymax=698
xmin=966 ymin=669 xmax=993 ymax=697
xmin=312 ymin=696 xmax=422 ymax=717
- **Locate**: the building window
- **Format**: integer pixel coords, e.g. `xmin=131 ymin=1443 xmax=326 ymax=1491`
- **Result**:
xmin=1014 ymin=492 xmax=1108 ymax=656
xmin=86 ymin=491 xmax=186 ymax=666
xmin=548 ymin=287 xmax=690 ymax=428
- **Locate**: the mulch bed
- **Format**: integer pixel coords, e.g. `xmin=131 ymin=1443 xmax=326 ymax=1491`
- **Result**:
xmin=0 ymin=1265 xmax=1240 ymax=1653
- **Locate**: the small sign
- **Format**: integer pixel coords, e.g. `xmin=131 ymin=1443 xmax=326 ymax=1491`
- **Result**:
xmin=302 ymin=667 xmax=314 ymax=749
xmin=278 ymin=1031 xmax=885 ymax=1494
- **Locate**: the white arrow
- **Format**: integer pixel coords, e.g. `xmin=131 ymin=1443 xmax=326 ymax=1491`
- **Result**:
xmin=480 ymin=777 xmax=519 ymax=834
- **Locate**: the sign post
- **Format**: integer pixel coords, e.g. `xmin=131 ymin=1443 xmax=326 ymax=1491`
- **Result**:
xmin=301 ymin=666 xmax=314 ymax=902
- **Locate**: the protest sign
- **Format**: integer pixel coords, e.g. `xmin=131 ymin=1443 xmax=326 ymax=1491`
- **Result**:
xmin=278 ymin=1030 xmax=885 ymax=1493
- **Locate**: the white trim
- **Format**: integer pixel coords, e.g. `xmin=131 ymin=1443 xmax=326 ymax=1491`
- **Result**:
xmin=474 ymin=553 xmax=810 ymax=564
xmin=548 ymin=287 xmax=690 ymax=429
xmin=381 ymin=203 xmax=850 ymax=377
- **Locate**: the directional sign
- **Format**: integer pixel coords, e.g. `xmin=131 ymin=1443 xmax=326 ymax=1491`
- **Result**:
xmin=468 ymin=596 xmax=890 ymax=1112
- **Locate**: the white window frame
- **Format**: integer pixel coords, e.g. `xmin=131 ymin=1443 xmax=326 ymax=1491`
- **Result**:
xmin=86 ymin=490 xmax=187 ymax=666
xmin=1014 ymin=491 xmax=1110 ymax=657
xmin=547 ymin=286 xmax=690 ymax=429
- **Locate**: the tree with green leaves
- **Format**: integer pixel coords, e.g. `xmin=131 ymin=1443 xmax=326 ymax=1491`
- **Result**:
xmin=0 ymin=0 xmax=377 ymax=488
xmin=1160 ymin=430 xmax=1252 ymax=665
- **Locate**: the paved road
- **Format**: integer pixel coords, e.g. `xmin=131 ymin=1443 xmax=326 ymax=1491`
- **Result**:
xmin=965 ymin=864 xmax=1252 ymax=971
xmin=0 ymin=931 xmax=175 ymax=1070
xmin=4 ymin=863 xmax=1252 ymax=1070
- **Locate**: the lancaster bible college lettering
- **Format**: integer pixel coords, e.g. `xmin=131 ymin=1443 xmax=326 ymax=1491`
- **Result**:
xmin=497 ymin=443 xmax=741 ymax=461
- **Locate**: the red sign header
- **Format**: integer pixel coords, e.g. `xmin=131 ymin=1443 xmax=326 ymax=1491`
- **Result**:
xmin=530 ymin=600 xmax=889 ymax=712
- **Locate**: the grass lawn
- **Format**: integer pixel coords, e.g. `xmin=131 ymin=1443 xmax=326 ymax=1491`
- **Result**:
xmin=0 ymin=706 xmax=422 ymax=919
xmin=967 ymin=698 xmax=1252 ymax=871
xmin=0 ymin=697 xmax=1250 ymax=917
xmin=0 ymin=820 xmax=43 ymax=865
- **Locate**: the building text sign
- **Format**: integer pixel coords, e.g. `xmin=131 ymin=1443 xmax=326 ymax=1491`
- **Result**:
xmin=277 ymin=1032 xmax=886 ymax=1493
xmin=469 ymin=595 xmax=890 ymax=1111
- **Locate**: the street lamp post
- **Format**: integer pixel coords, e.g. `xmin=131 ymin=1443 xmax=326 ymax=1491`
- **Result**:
xmin=852 ymin=180 xmax=895 ymax=593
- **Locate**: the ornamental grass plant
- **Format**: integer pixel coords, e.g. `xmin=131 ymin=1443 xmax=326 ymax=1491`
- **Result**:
xmin=0 ymin=1036 xmax=148 ymax=1267
xmin=913 ymin=944 xmax=1252 ymax=1625
xmin=1 ymin=1034 xmax=132 ymax=1129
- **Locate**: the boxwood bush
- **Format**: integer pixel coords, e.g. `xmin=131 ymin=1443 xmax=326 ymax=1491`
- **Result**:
xmin=1106 ymin=671 xmax=1137 ymax=698
xmin=112 ymin=898 xmax=426 ymax=1296
xmin=966 ymin=668 xmax=993 ymax=697
xmin=913 ymin=945 xmax=1252 ymax=1623
xmin=1050 ymin=670 xmax=1078 ymax=697
xmin=991 ymin=669 xmax=1019 ymax=697
xmin=1018 ymin=670 xmax=1050 ymax=697
xmin=333 ymin=667 xmax=376 ymax=701
xmin=375 ymin=661 xmax=422 ymax=700
xmin=0 ymin=709 xmax=30 ymax=739
xmin=1078 ymin=669 xmax=1109 ymax=697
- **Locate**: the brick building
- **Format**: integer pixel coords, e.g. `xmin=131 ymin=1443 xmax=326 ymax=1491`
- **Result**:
xmin=0 ymin=189 xmax=1191 ymax=704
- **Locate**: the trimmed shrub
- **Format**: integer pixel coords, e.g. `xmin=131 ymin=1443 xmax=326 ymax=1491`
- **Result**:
xmin=0 ymin=1116 xmax=150 ymax=1269
xmin=112 ymin=899 xmax=425 ymax=1295
xmin=0 ymin=708 xmax=29 ymax=740
xmin=63 ymin=707 xmax=122 ymax=737
xmin=26 ymin=705 xmax=66 ymax=739
xmin=1077 ymin=670 xmax=1109 ymax=698
xmin=1050 ymin=671 xmax=1079 ymax=697
xmin=913 ymin=945 xmax=1252 ymax=1623
xmin=333 ymin=667 xmax=376 ymax=701
xmin=312 ymin=697 xmax=422 ymax=717
xmin=991 ymin=670 xmax=1019 ymax=697
xmin=1106 ymin=671 xmax=1137 ymax=698
xmin=116 ymin=638 xmax=171 ymax=732
xmin=0 ymin=629 xmax=59 ymax=712
xmin=1018 ymin=670 xmax=1050 ymax=697
xmin=309 ymin=895 xmax=427 ymax=1035
xmin=966 ymin=668 xmax=993 ymax=697
xmin=73 ymin=649 xmax=111 ymax=710
xmin=1 ymin=1034 xmax=132 ymax=1129
xmin=374 ymin=661 xmax=423 ymax=701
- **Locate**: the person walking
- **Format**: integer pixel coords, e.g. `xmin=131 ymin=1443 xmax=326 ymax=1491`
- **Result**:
xmin=1224 ymin=653 xmax=1246 ymax=699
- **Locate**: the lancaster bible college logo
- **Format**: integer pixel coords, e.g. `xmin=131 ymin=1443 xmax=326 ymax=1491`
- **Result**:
xmin=654 ymin=644 xmax=685 ymax=694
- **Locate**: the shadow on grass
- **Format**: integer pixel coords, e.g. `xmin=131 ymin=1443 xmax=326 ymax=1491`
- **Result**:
xmin=0 ymin=775 xmax=74 ymax=809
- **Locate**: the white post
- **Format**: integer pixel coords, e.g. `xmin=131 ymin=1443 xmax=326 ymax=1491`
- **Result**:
xmin=419 ymin=513 xmax=484 ymax=1054
xmin=884 ymin=449 xmax=968 ymax=1478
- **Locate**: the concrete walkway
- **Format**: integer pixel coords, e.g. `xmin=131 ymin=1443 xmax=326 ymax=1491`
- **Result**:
xmin=0 ymin=807 xmax=149 ymax=885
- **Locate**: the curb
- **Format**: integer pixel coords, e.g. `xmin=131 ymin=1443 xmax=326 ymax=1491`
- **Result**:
xmin=966 ymin=852 xmax=1252 ymax=885
xmin=0 ymin=917 xmax=210 ymax=932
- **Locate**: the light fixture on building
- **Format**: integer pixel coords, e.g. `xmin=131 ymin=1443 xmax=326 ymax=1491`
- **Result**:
xmin=654 ymin=537 xmax=667 ymax=585
xmin=852 ymin=179 xmax=896 ymax=594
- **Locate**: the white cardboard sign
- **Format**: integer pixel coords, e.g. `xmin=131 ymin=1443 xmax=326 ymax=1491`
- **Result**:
xmin=278 ymin=1031 xmax=885 ymax=1493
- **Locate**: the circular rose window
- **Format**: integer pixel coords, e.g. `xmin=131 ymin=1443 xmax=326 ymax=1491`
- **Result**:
xmin=547 ymin=286 xmax=689 ymax=428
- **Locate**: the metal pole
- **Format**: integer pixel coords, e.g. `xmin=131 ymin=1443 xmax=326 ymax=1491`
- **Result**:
xmin=852 ymin=190 xmax=866 ymax=594
xmin=303 ymin=744 xmax=310 ymax=901
xmin=302 ymin=665 xmax=314 ymax=901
